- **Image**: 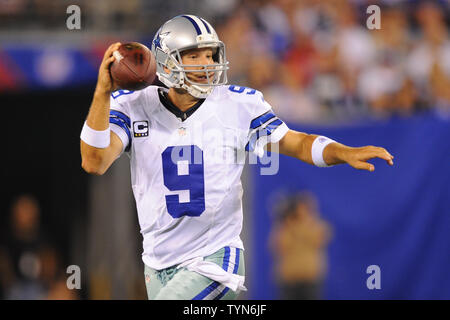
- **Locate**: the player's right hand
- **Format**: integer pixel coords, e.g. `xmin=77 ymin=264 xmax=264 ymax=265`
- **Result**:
xmin=95 ymin=42 xmax=121 ymax=94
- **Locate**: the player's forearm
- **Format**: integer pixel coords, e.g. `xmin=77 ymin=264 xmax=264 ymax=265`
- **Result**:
xmin=279 ymin=131 xmax=348 ymax=166
xmin=81 ymin=89 xmax=113 ymax=174
xmin=278 ymin=131 xmax=316 ymax=165
xmin=80 ymin=140 xmax=110 ymax=175
xmin=296 ymin=133 xmax=317 ymax=165
xmin=298 ymin=135 xmax=347 ymax=166
xmin=322 ymin=142 xmax=350 ymax=166
xmin=85 ymin=88 xmax=111 ymax=130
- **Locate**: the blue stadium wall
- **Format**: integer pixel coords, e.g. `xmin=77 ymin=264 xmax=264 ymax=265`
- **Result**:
xmin=250 ymin=111 xmax=450 ymax=299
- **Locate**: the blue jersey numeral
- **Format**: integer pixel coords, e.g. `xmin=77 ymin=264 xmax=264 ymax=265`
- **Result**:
xmin=111 ymin=90 xmax=134 ymax=99
xmin=161 ymin=145 xmax=205 ymax=218
xmin=228 ymin=85 xmax=256 ymax=95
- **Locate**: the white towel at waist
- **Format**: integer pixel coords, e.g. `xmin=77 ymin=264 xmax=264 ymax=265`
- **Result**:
xmin=177 ymin=255 xmax=247 ymax=293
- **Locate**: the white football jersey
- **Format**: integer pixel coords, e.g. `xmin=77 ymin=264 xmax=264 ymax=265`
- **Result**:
xmin=109 ymin=85 xmax=289 ymax=270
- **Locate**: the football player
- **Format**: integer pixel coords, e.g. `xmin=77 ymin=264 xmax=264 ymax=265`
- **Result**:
xmin=80 ymin=15 xmax=394 ymax=300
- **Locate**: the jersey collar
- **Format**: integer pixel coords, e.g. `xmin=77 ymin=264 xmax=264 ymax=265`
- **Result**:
xmin=158 ymin=88 xmax=205 ymax=121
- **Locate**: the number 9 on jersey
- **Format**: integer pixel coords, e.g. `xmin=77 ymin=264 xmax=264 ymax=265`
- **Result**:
xmin=161 ymin=145 xmax=206 ymax=218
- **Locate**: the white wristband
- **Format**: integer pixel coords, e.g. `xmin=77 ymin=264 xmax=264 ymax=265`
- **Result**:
xmin=80 ymin=121 xmax=110 ymax=148
xmin=311 ymin=136 xmax=336 ymax=167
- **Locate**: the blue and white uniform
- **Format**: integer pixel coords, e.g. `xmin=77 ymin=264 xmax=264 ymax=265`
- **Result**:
xmin=109 ymin=84 xmax=289 ymax=294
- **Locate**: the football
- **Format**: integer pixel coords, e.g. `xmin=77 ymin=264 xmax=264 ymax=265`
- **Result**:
xmin=110 ymin=42 xmax=157 ymax=91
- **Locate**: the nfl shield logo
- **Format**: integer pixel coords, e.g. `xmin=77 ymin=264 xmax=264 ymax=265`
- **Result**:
xmin=178 ymin=127 xmax=186 ymax=136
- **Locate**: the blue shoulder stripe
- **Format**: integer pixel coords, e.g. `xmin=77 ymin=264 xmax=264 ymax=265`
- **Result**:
xmin=264 ymin=119 xmax=283 ymax=133
xmin=109 ymin=118 xmax=132 ymax=152
xmin=246 ymin=119 xmax=284 ymax=152
xmin=110 ymin=110 xmax=131 ymax=128
xmin=109 ymin=111 xmax=132 ymax=152
xmin=250 ymin=111 xmax=276 ymax=129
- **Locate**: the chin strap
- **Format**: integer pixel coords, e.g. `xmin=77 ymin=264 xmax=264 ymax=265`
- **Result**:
xmin=182 ymin=82 xmax=212 ymax=99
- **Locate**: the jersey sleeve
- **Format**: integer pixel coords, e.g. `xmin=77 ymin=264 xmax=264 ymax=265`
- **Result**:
xmin=109 ymin=91 xmax=133 ymax=153
xmin=245 ymin=90 xmax=289 ymax=158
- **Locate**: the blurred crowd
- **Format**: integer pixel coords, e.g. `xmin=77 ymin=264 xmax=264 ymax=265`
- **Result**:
xmin=0 ymin=195 xmax=78 ymax=299
xmin=215 ymin=0 xmax=450 ymax=124
xmin=2 ymin=0 xmax=450 ymax=124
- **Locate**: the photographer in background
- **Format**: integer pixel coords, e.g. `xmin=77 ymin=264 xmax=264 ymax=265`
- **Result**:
xmin=270 ymin=191 xmax=332 ymax=300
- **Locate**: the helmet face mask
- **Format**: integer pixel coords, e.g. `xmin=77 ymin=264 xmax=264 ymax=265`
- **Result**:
xmin=151 ymin=15 xmax=229 ymax=99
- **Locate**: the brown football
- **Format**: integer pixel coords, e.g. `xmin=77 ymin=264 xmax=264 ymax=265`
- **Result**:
xmin=110 ymin=42 xmax=157 ymax=91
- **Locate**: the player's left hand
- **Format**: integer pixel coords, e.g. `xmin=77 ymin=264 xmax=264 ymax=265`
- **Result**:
xmin=342 ymin=146 xmax=394 ymax=172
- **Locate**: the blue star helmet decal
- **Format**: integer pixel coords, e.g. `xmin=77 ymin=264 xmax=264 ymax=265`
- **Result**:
xmin=153 ymin=31 xmax=170 ymax=50
xmin=153 ymin=33 xmax=162 ymax=49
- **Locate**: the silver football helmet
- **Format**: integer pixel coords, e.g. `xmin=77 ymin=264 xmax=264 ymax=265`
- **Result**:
xmin=151 ymin=15 xmax=229 ymax=99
